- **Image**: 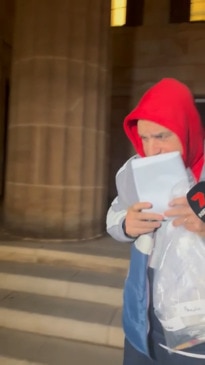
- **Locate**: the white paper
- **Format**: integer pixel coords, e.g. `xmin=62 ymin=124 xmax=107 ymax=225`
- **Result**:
xmin=131 ymin=151 xmax=189 ymax=214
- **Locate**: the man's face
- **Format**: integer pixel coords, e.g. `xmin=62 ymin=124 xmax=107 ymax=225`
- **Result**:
xmin=137 ymin=119 xmax=183 ymax=157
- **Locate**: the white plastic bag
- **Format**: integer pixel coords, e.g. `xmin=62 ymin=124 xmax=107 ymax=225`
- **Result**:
xmin=153 ymin=225 xmax=205 ymax=350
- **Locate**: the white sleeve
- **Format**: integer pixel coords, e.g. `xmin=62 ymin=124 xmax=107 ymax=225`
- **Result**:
xmin=106 ymin=197 xmax=134 ymax=242
xmin=106 ymin=157 xmax=139 ymax=242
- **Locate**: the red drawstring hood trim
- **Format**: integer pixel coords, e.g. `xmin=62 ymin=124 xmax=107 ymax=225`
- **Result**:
xmin=124 ymin=78 xmax=205 ymax=181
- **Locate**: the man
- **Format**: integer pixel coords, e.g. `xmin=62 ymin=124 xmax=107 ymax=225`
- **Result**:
xmin=106 ymin=78 xmax=205 ymax=364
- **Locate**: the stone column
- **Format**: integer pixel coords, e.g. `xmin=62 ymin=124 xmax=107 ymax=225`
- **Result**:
xmin=143 ymin=0 xmax=170 ymax=25
xmin=4 ymin=0 xmax=111 ymax=240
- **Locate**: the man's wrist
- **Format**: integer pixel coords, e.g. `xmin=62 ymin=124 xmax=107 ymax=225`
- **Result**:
xmin=122 ymin=219 xmax=138 ymax=240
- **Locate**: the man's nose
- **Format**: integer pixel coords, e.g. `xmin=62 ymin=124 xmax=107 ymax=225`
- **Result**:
xmin=146 ymin=139 xmax=161 ymax=156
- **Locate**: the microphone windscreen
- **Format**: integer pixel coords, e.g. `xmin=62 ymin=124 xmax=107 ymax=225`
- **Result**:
xmin=186 ymin=181 xmax=205 ymax=222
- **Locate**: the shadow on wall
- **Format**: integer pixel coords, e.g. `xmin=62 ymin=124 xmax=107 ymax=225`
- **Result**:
xmin=107 ymin=28 xmax=137 ymax=207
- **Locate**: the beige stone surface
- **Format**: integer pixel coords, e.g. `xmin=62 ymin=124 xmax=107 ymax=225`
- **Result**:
xmin=4 ymin=0 xmax=110 ymax=239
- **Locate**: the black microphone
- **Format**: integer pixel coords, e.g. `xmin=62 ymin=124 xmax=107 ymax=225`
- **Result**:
xmin=186 ymin=181 xmax=205 ymax=222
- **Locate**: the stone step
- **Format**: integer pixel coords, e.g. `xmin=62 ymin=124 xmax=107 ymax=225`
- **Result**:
xmin=0 ymin=288 xmax=124 ymax=348
xmin=0 ymin=236 xmax=128 ymax=352
xmin=0 ymin=357 xmax=42 ymax=365
xmin=0 ymin=327 xmax=123 ymax=365
xmin=0 ymin=238 xmax=129 ymax=274
xmin=0 ymin=260 xmax=124 ymax=306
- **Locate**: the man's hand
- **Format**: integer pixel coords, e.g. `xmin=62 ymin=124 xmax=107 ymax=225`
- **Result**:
xmin=164 ymin=196 xmax=205 ymax=236
xmin=124 ymin=202 xmax=164 ymax=237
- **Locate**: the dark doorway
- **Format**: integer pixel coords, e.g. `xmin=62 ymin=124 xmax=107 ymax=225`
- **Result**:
xmin=195 ymin=97 xmax=205 ymax=128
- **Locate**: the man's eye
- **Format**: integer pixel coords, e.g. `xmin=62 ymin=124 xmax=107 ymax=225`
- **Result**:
xmin=155 ymin=133 xmax=170 ymax=140
xmin=155 ymin=134 xmax=164 ymax=139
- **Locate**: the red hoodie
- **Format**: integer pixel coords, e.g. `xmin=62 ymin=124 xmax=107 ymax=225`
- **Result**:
xmin=123 ymin=78 xmax=204 ymax=181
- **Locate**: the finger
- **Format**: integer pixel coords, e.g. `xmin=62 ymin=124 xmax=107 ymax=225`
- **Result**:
xmin=129 ymin=227 xmax=157 ymax=235
xmin=171 ymin=216 xmax=187 ymax=227
xmin=130 ymin=202 xmax=164 ymax=221
xmin=185 ymin=220 xmax=205 ymax=233
xmin=132 ymin=202 xmax=153 ymax=211
xmin=172 ymin=214 xmax=197 ymax=227
xmin=164 ymin=206 xmax=191 ymax=218
xmin=169 ymin=196 xmax=188 ymax=207
xmin=127 ymin=219 xmax=162 ymax=231
xmin=138 ymin=211 xmax=164 ymax=221
xmin=127 ymin=222 xmax=161 ymax=236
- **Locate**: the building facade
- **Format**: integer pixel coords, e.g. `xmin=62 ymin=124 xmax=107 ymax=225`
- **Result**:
xmin=1 ymin=0 xmax=205 ymax=240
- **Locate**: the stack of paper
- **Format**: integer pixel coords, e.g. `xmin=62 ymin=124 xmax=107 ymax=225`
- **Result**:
xmin=131 ymin=152 xmax=190 ymax=214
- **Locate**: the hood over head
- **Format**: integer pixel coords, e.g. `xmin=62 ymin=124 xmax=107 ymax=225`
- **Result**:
xmin=124 ymin=78 xmax=204 ymax=180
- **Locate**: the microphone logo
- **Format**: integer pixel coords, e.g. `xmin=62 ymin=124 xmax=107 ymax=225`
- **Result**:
xmin=191 ymin=192 xmax=205 ymax=209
